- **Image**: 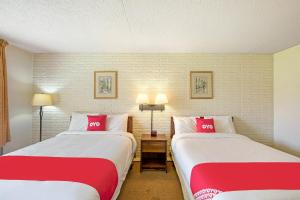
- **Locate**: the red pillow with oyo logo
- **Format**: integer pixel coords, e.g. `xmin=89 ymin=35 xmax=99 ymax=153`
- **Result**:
xmin=196 ymin=118 xmax=216 ymax=133
xmin=87 ymin=115 xmax=107 ymax=131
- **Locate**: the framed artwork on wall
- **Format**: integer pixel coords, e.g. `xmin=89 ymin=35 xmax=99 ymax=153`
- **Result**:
xmin=190 ymin=71 xmax=213 ymax=99
xmin=94 ymin=71 xmax=118 ymax=99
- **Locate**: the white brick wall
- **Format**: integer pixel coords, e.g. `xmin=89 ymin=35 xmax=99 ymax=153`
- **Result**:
xmin=33 ymin=53 xmax=273 ymax=160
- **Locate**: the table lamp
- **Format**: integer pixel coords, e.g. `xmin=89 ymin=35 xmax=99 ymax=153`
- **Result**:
xmin=137 ymin=93 xmax=168 ymax=136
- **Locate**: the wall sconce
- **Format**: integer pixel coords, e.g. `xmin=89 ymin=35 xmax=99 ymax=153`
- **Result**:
xmin=136 ymin=93 xmax=168 ymax=137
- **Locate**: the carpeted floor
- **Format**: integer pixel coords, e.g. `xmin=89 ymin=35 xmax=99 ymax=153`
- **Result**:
xmin=118 ymin=162 xmax=184 ymax=200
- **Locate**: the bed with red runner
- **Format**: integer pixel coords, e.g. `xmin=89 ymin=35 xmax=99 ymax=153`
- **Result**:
xmin=171 ymin=133 xmax=300 ymax=200
xmin=0 ymin=131 xmax=136 ymax=200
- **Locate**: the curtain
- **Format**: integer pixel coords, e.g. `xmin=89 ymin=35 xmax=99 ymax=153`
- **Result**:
xmin=0 ymin=39 xmax=10 ymax=147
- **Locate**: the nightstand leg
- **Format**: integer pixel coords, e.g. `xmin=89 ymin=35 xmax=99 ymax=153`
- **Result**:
xmin=140 ymin=156 xmax=143 ymax=172
xmin=166 ymin=162 xmax=168 ymax=173
xmin=130 ymin=163 xmax=133 ymax=170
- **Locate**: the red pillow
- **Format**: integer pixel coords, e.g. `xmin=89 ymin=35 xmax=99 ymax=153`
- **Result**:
xmin=196 ymin=118 xmax=216 ymax=133
xmin=87 ymin=115 xmax=107 ymax=131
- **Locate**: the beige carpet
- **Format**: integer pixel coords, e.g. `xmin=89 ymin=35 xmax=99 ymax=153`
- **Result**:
xmin=118 ymin=162 xmax=184 ymax=200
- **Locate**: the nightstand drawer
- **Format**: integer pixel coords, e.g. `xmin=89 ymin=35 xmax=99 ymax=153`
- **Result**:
xmin=141 ymin=141 xmax=166 ymax=153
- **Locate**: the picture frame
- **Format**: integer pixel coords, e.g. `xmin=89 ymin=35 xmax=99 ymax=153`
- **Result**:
xmin=94 ymin=71 xmax=118 ymax=99
xmin=190 ymin=71 xmax=213 ymax=99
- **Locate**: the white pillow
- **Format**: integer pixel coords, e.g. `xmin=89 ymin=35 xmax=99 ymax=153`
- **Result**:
xmin=107 ymin=114 xmax=128 ymax=132
xmin=204 ymin=116 xmax=236 ymax=133
xmin=68 ymin=112 xmax=98 ymax=131
xmin=173 ymin=116 xmax=196 ymax=134
xmin=68 ymin=112 xmax=128 ymax=132
xmin=173 ymin=115 xmax=236 ymax=134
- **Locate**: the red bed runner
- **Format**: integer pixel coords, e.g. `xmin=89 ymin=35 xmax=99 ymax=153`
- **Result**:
xmin=0 ymin=156 xmax=118 ymax=200
xmin=190 ymin=162 xmax=300 ymax=200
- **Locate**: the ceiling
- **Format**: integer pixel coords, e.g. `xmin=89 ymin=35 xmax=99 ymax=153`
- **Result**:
xmin=0 ymin=0 xmax=300 ymax=53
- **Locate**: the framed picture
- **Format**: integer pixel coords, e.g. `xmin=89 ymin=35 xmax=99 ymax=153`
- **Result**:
xmin=190 ymin=71 xmax=213 ymax=99
xmin=94 ymin=71 xmax=118 ymax=99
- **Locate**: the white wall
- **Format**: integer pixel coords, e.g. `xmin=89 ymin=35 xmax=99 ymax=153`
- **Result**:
xmin=274 ymin=44 xmax=300 ymax=157
xmin=4 ymin=45 xmax=33 ymax=153
xmin=33 ymin=53 xmax=273 ymax=159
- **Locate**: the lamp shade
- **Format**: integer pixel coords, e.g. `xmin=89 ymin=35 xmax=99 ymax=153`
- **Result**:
xmin=32 ymin=93 xmax=53 ymax=106
xmin=136 ymin=93 xmax=149 ymax=104
xmin=155 ymin=94 xmax=168 ymax=104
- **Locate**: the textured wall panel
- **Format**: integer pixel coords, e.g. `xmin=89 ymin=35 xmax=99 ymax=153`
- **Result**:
xmin=33 ymin=53 xmax=273 ymax=160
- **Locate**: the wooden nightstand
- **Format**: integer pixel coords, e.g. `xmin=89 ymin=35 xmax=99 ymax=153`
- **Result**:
xmin=140 ymin=134 xmax=167 ymax=172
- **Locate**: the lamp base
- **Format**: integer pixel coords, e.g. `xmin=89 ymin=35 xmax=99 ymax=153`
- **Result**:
xmin=151 ymin=130 xmax=157 ymax=137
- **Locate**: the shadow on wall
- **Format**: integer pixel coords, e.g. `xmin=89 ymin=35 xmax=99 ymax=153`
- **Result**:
xmin=8 ymin=76 xmax=32 ymax=117
xmin=5 ymin=75 xmax=33 ymax=153
xmin=4 ymin=114 xmax=33 ymax=153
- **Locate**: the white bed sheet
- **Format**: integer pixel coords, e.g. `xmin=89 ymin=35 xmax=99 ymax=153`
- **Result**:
xmin=171 ymin=133 xmax=300 ymax=200
xmin=0 ymin=131 xmax=136 ymax=200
